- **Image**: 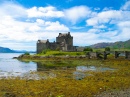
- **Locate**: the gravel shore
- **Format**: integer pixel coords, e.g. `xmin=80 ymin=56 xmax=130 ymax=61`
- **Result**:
xmin=96 ymin=89 xmax=130 ymax=97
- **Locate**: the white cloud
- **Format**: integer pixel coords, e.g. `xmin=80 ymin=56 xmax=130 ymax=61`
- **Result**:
xmin=36 ymin=19 xmax=45 ymax=25
xmin=116 ymin=21 xmax=130 ymax=41
xmin=118 ymin=28 xmax=130 ymax=40
xmin=72 ymin=29 xmax=124 ymax=46
xmin=64 ymin=6 xmax=92 ymax=24
xmin=0 ymin=2 xmax=69 ymax=50
xmin=103 ymin=7 xmax=113 ymax=11
xmin=94 ymin=25 xmax=107 ymax=29
xmin=85 ymin=5 xmax=130 ymax=44
xmin=28 ymin=25 xmax=41 ymax=32
xmin=70 ymin=26 xmax=85 ymax=30
xmin=45 ymin=21 xmax=69 ymax=31
xmin=87 ymin=29 xmax=100 ymax=33
xmin=118 ymin=21 xmax=130 ymax=28
xmin=0 ymin=2 xmax=27 ymax=18
xmin=121 ymin=1 xmax=130 ymax=10
xmin=100 ymin=31 xmax=118 ymax=39
xmin=86 ymin=10 xmax=122 ymax=26
xmin=27 ymin=6 xmax=64 ymax=18
xmin=97 ymin=10 xmax=122 ymax=20
xmin=86 ymin=17 xmax=98 ymax=26
xmin=72 ymin=32 xmax=109 ymax=46
xmin=0 ymin=16 xmax=69 ymax=41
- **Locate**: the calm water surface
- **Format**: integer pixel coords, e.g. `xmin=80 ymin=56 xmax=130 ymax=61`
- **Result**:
xmin=0 ymin=53 xmax=37 ymax=78
xmin=0 ymin=53 xmax=114 ymax=79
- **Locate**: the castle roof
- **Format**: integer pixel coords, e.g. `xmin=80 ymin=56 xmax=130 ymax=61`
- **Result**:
xmin=37 ymin=39 xmax=49 ymax=43
xmin=58 ymin=32 xmax=70 ymax=37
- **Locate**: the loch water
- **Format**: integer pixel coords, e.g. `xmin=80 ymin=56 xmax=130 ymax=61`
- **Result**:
xmin=0 ymin=53 xmax=37 ymax=78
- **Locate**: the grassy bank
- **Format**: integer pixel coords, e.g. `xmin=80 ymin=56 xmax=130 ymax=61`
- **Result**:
xmin=0 ymin=59 xmax=130 ymax=97
xmin=38 ymin=50 xmax=85 ymax=56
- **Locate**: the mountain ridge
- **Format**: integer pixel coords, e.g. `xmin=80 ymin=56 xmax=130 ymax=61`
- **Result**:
xmin=90 ymin=39 xmax=130 ymax=49
xmin=0 ymin=46 xmax=35 ymax=53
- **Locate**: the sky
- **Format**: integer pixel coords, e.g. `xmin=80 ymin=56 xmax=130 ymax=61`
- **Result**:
xmin=0 ymin=0 xmax=130 ymax=51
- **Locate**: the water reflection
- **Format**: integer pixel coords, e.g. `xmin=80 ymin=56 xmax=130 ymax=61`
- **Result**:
xmin=74 ymin=66 xmax=114 ymax=80
xmin=37 ymin=61 xmax=73 ymax=71
xmin=73 ymin=72 xmax=86 ymax=80
xmin=0 ymin=53 xmax=115 ymax=80
xmin=76 ymin=66 xmax=114 ymax=72
xmin=37 ymin=62 xmax=56 ymax=71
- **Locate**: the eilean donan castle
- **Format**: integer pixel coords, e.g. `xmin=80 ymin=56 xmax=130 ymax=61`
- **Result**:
xmin=37 ymin=32 xmax=76 ymax=53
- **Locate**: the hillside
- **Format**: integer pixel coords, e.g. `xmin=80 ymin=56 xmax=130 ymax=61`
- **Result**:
xmin=90 ymin=39 xmax=130 ymax=49
xmin=90 ymin=42 xmax=114 ymax=48
xmin=0 ymin=47 xmax=15 ymax=53
xmin=0 ymin=46 xmax=35 ymax=53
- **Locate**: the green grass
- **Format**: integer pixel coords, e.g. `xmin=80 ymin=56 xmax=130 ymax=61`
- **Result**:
xmin=35 ymin=49 xmax=130 ymax=57
xmin=38 ymin=50 xmax=85 ymax=56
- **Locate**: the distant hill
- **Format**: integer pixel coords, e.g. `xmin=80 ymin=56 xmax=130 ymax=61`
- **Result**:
xmin=0 ymin=47 xmax=15 ymax=53
xmin=0 ymin=46 xmax=35 ymax=53
xmin=90 ymin=39 xmax=130 ymax=49
xmin=90 ymin=42 xmax=114 ymax=48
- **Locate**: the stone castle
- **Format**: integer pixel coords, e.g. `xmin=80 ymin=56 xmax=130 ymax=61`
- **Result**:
xmin=37 ymin=32 xmax=76 ymax=53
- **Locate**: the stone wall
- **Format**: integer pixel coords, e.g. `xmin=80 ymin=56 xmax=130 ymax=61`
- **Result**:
xmin=37 ymin=40 xmax=49 ymax=53
xmin=37 ymin=43 xmax=46 ymax=53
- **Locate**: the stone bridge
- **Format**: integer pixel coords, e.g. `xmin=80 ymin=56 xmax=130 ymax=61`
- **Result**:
xmin=86 ymin=51 xmax=130 ymax=60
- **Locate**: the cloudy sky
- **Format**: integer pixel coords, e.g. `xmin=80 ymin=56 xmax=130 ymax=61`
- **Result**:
xmin=0 ymin=0 xmax=130 ymax=51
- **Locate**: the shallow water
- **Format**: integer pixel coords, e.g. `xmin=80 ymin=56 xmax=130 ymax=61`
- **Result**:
xmin=74 ymin=66 xmax=114 ymax=80
xmin=0 ymin=53 xmax=114 ymax=79
xmin=0 ymin=53 xmax=37 ymax=78
xmin=76 ymin=66 xmax=114 ymax=72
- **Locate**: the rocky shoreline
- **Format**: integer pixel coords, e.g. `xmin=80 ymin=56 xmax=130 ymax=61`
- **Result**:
xmin=13 ymin=54 xmax=88 ymax=60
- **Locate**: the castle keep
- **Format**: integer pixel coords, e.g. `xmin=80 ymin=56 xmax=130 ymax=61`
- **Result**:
xmin=37 ymin=32 xmax=76 ymax=53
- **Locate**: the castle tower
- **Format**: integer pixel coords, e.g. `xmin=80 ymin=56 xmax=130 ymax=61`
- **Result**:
xmin=56 ymin=32 xmax=73 ymax=51
xmin=37 ymin=39 xmax=49 ymax=53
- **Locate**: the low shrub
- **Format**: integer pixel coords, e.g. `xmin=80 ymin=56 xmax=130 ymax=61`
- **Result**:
xmin=24 ymin=52 xmax=30 ymax=55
